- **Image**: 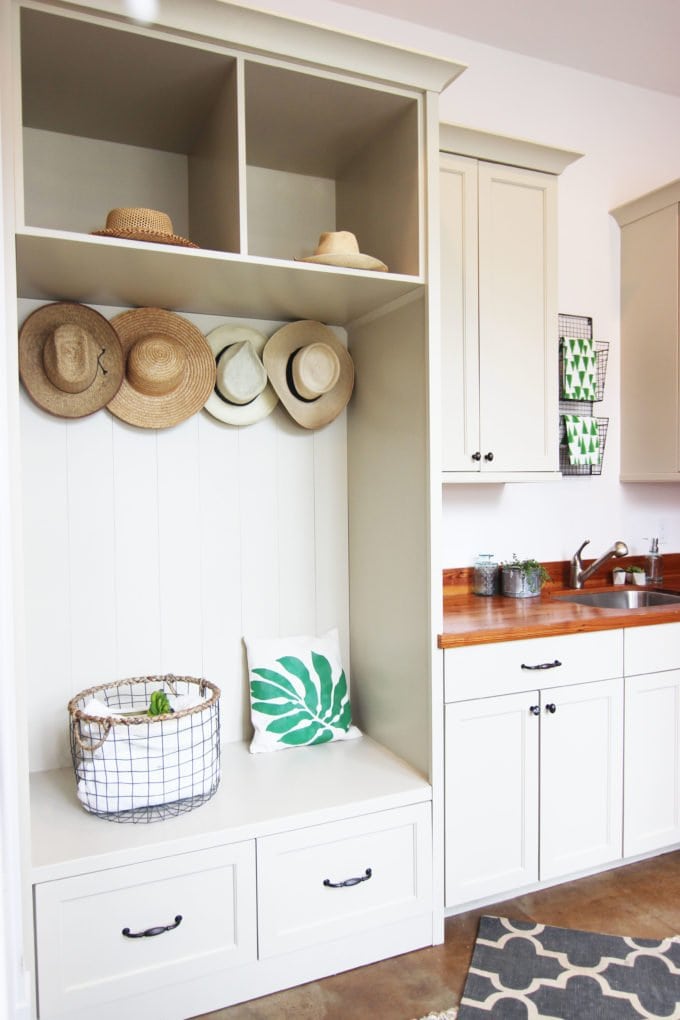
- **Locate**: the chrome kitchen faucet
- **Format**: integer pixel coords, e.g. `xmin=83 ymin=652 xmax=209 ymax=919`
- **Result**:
xmin=570 ymin=539 xmax=629 ymax=589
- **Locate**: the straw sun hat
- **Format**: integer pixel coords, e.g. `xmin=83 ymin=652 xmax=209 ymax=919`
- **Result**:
xmin=92 ymin=207 xmax=198 ymax=248
xmin=203 ymin=324 xmax=278 ymax=426
xmin=107 ymin=308 xmax=216 ymax=429
xmin=263 ymin=320 xmax=354 ymax=429
xmin=298 ymin=231 xmax=387 ymax=272
xmin=19 ymin=302 xmax=125 ymax=419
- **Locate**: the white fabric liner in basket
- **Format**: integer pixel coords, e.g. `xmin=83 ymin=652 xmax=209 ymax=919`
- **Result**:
xmin=68 ymin=675 xmax=221 ymax=822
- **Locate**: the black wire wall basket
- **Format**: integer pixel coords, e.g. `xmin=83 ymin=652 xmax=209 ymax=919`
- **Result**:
xmin=68 ymin=674 xmax=221 ymax=823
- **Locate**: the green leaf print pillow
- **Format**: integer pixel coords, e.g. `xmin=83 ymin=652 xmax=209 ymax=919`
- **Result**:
xmin=244 ymin=628 xmax=361 ymax=754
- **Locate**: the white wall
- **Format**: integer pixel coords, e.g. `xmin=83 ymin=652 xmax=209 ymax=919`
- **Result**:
xmin=238 ymin=0 xmax=680 ymax=567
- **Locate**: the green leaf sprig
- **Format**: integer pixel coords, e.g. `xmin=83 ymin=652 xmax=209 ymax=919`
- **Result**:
xmin=148 ymin=690 xmax=173 ymax=716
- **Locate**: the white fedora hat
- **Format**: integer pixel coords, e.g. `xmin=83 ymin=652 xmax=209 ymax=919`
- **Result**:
xmin=263 ymin=320 xmax=354 ymax=430
xmin=203 ymin=324 xmax=278 ymax=426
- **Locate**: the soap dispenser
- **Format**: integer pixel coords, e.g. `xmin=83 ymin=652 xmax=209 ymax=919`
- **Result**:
xmin=646 ymin=537 xmax=663 ymax=585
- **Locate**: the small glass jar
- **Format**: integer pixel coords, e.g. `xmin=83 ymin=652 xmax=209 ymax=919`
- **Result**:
xmin=473 ymin=554 xmax=499 ymax=596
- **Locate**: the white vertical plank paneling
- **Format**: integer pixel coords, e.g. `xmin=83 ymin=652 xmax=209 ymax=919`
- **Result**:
xmin=157 ymin=415 xmax=204 ymax=677
xmin=19 ymin=307 xmax=351 ymax=768
xmin=239 ymin=411 xmax=280 ymax=640
xmin=276 ymin=416 xmax=316 ymax=637
xmin=197 ymin=411 xmax=244 ymax=743
xmin=66 ymin=412 xmax=117 ymax=692
xmin=313 ymin=410 xmax=350 ymax=669
xmin=111 ymin=421 xmax=161 ymax=678
xmin=19 ymin=393 xmax=71 ymax=770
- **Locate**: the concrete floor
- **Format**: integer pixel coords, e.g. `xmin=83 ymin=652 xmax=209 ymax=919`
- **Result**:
xmin=195 ymin=850 xmax=680 ymax=1020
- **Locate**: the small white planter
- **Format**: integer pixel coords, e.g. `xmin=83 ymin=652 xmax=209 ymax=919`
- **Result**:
xmin=628 ymin=570 xmax=646 ymax=585
xmin=612 ymin=568 xmax=626 ymax=585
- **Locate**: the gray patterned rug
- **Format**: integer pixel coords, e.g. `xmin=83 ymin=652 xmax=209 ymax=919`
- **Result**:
xmin=458 ymin=916 xmax=680 ymax=1018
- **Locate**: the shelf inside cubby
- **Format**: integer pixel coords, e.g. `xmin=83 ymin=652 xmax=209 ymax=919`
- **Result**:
xmin=15 ymin=229 xmax=423 ymax=324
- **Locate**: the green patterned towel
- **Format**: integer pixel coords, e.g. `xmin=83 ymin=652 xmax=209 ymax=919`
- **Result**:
xmin=561 ymin=335 xmax=597 ymax=400
xmin=563 ymin=414 xmax=600 ymax=466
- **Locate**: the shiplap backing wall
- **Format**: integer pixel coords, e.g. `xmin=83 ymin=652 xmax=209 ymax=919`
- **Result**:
xmin=19 ymin=298 xmax=350 ymax=773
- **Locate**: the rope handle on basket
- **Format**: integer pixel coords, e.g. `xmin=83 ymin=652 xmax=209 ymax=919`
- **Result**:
xmin=72 ymin=716 xmax=112 ymax=752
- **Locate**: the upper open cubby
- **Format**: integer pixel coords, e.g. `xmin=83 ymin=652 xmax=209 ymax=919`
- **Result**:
xmin=243 ymin=60 xmax=420 ymax=275
xmin=20 ymin=6 xmax=240 ymax=252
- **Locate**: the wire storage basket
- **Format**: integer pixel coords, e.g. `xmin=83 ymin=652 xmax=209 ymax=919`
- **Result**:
xmin=68 ymin=674 xmax=221 ymax=823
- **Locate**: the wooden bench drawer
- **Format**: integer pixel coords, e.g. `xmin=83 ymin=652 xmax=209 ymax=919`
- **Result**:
xmin=34 ymin=841 xmax=256 ymax=1018
xmin=257 ymin=802 xmax=432 ymax=958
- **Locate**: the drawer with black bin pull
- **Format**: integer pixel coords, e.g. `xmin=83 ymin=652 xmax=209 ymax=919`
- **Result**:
xmin=256 ymin=802 xmax=432 ymax=958
xmin=33 ymin=842 xmax=256 ymax=1018
xmin=444 ymin=629 xmax=622 ymax=702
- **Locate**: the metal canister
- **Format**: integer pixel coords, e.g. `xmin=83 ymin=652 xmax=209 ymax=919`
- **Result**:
xmin=473 ymin=554 xmax=499 ymax=596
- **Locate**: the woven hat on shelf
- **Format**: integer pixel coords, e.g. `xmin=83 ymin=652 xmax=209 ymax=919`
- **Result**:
xmin=107 ymin=308 xmax=216 ymax=429
xmin=91 ymin=207 xmax=198 ymax=248
xmin=263 ymin=320 xmax=354 ymax=430
xmin=18 ymin=302 xmax=125 ymax=419
xmin=203 ymin=324 xmax=278 ymax=426
xmin=297 ymin=230 xmax=388 ymax=272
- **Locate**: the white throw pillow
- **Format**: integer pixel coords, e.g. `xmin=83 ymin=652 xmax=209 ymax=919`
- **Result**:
xmin=244 ymin=628 xmax=361 ymax=753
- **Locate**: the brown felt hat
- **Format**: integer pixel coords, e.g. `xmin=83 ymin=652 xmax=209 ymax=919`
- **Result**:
xmin=297 ymin=231 xmax=387 ymax=272
xmin=19 ymin=302 xmax=125 ymax=419
xmin=92 ymin=207 xmax=198 ymax=248
xmin=263 ymin=320 xmax=354 ymax=429
xmin=107 ymin=308 xmax=216 ymax=429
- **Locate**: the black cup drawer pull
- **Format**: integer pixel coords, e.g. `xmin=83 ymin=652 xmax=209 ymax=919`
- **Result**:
xmin=122 ymin=915 xmax=183 ymax=939
xmin=521 ymin=659 xmax=562 ymax=671
xmin=323 ymin=867 xmax=372 ymax=888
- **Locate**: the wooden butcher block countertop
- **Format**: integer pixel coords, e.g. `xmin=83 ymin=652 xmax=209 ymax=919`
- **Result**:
xmin=439 ymin=554 xmax=680 ymax=649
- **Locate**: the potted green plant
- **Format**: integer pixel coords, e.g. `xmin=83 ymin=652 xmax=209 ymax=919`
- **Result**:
xmin=612 ymin=566 xmax=627 ymax=585
xmin=627 ymin=565 xmax=647 ymax=586
xmin=501 ymin=555 xmax=551 ymax=598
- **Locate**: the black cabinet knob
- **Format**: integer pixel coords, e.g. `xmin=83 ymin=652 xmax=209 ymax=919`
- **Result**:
xmin=529 ymin=705 xmax=540 ymax=716
xmin=545 ymin=703 xmax=557 ymax=714
xmin=484 ymin=451 xmax=494 ymax=462
xmin=471 ymin=451 xmax=482 ymax=461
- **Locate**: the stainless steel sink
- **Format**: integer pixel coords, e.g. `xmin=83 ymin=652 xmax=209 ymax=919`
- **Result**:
xmin=554 ymin=588 xmax=680 ymax=609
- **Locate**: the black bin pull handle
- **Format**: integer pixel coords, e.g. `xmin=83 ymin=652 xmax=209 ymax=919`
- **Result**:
xmin=323 ymin=867 xmax=372 ymax=889
xmin=122 ymin=915 xmax=183 ymax=939
xmin=521 ymin=659 xmax=562 ymax=671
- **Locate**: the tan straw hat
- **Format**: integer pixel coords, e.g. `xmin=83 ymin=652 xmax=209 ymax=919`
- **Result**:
xmin=92 ymin=207 xmax=198 ymax=248
xmin=19 ymin=302 xmax=125 ymax=419
xmin=263 ymin=320 xmax=354 ymax=429
xmin=203 ymin=324 xmax=278 ymax=426
xmin=298 ymin=231 xmax=387 ymax=272
xmin=107 ymin=308 xmax=216 ymax=429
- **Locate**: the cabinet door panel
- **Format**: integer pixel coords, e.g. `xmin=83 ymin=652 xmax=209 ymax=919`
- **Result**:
xmin=445 ymin=693 xmax=539 ymax=906
xmin=624 ymin=670 xmax=680 ymax=856
xmin=477 ymin=162 xmax=557 ymax=472
xmin=440 ymin=153 xmax=480 ymax=471
xmin=540 ymin=677 xmax=623 ymax=880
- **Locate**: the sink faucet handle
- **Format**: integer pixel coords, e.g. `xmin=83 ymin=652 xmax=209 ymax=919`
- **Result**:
xmin=573 ymin=539 xmax=590 ymax=562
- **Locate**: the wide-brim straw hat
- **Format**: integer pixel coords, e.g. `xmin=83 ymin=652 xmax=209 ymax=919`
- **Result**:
xmin=18 ymin=302 xmax=125 ymax=419
xmin=203 ymin=324 xmax=278 ymax=426
xmin=92 ymin=207 xmax=198 ymax=248
xmin=107 ymin=308 xmax=216 ymax=429
xmin=297 ymin=230 xmax=387 ymax=272
xmin=263 ymin=320 xmax=354 ymax=429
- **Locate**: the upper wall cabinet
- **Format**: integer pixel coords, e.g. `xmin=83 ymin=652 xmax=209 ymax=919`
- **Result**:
xmin=611 ymin=181 xmax=680 ymax=482
xmin=15 ymin=3 xmax=464 ymax=324
xmin=439 ymin=125 xmax=581 ymax=482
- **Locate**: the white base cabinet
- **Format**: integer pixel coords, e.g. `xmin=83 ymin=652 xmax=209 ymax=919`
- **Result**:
xmin=444 ymin=631 xmax=624 ymax=909
xmin=624 ymin=622 xmax=680 ymax=856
